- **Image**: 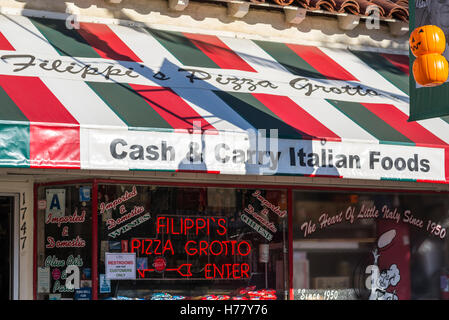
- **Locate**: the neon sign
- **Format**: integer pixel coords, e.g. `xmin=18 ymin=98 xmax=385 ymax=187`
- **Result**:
xmin=131 ymin=215 xmax=252 ymax=280
xmin=156 ymin=216 xmax=227 ymax=236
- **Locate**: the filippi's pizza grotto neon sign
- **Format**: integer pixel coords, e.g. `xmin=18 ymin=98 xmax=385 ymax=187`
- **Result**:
xmin=131 ymin=216 xmax=251 ymax=280
xmin=99 ymin=187 xmax=284 ymax=280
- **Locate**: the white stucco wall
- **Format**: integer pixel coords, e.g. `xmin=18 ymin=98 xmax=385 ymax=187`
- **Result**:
xmin=0 ymin=0 xmax=408 ymax=53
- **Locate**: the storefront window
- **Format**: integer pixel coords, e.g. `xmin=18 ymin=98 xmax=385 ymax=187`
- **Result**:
xmin=292 ymin=190 xmax=449 ymax=300
xmin=96 ymin=184 xmax=288 ymax=300
xmin=35 ymin=184 xmax=93 ymax=300
xmin=35 ymin=182 xmax=449 ymax=300
xmin=36 ymin=182 xmax=289 ymax=300
xmin=36 ymin=182 xmax=288 ymax=300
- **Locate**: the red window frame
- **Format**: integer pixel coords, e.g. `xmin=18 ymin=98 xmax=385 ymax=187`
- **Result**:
xmin=33 ymin=178 xmax=449 ymax=300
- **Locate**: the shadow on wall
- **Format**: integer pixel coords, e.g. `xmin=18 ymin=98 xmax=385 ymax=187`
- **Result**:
xmin=13 ymin=0 xmax=405 ymax=41
xmin=1 ymin=8 xmax=408 ymax=105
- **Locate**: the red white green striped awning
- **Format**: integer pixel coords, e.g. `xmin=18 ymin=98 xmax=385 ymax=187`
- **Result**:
xmin=0 ymin=13 xmax=447 ymax=183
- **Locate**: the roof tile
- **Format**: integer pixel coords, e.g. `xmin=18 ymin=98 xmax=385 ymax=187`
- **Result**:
xmin=271 ymin=0 xmax=409 ymax=21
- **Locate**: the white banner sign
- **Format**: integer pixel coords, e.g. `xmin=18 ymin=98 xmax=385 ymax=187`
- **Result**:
xmin=81 ymin=129 xmax=446 ymax=182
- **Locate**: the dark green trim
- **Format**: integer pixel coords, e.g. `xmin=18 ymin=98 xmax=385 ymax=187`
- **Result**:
xmin=409 ymin=82 xmax=449 ymax=121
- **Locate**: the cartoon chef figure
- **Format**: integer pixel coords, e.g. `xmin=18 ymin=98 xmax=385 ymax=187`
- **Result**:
xmin=366 ymin=230 xmax=401 ymax=300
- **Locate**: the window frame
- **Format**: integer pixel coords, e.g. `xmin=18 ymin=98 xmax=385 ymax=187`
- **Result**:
xmin=33 ymin=178 xmax=449 ymax=300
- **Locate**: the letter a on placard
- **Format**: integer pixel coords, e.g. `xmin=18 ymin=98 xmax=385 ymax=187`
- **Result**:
xmin=46 ymin=189 xmax=66 ymax=219
xmin=50 ymin=194 xmax=61 ymax=210
xmin=65 ymin=265 xmax=80 ymax=290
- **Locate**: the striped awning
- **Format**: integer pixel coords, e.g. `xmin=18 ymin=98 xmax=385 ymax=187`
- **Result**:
xmin=0 ymin=13 xmax=447 ymax=183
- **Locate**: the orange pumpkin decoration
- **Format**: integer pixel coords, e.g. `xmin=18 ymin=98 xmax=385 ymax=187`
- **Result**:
xmin=409 ymin=25 xmax=446 ymax=57
xmin=413 ymin=53 xmax=449 ymax=87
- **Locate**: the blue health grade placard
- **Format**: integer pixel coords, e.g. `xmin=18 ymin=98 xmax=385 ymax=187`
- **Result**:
xmin=79 ymin=186 xmax=91 ymax=202
xmin=99 ymin=274 xmax=111 ymax=293
xmin=74 ymin=288 xmax=92 ymax=300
